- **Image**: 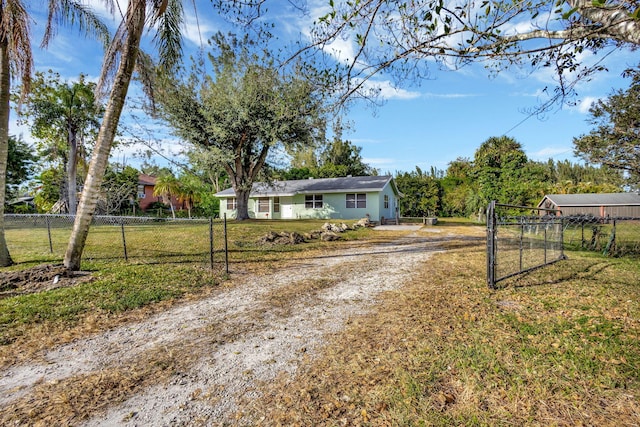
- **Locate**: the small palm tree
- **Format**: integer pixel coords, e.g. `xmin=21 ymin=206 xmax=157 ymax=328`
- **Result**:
xmin=0 ymin=0 xmax=108 ymax=266
xmin=176 ymin=175 xmax=203 ymax=219
xmin=153 ymin=173 xmax=180 ymax=219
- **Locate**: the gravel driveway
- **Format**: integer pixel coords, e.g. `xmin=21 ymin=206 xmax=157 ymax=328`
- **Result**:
xmin=0 ymin=230 xmax=443 ymax=426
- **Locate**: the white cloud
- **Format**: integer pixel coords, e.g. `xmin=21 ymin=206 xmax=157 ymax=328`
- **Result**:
xmin=576 ymin=96 xmax=597 ymax=114
xmin=423 ymin=92 xmax=479 ymax=99
xmin=8 ymin=118 xmax=35 ymax=148
xmin=182 ymin=8 xmax=217 ymax=47
xmin=376 ymin=81 xmax=421 ymax=100
xmin=527 ymin=146 xmax=572 ymax=160
xmin=363 ymin=157 xmax=395 ymax=166
xmin=354 ymin=79 xmax=421 ymax=100
xmin=86 ymin=0 xmax=127 ymax=25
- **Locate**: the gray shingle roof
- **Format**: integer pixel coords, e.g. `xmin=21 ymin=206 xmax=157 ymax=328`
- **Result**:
xmin=215 ymin=176 xmax=395 ymax=197
xmin=540 ymin=193 xmax=640 ymax=207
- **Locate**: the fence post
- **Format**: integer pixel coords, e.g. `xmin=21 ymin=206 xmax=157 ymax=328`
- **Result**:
xmin=560 ymin=218 xmax=565 ymax=260
xmin=544 ymin=226 xmax=548 ymax=264
xmin=519 ymin=218 xmax=524 ymax=272
xmin=120 ymin=221 xmax=128 ymax=261
xmin=486 ymin=201 xmax=496 ymax=289
xmin=209 ymin=218 xmax=214 ymax=270
xmin=223 ymin=213 xmax=229 ymax=275
xmin=46 ymin=215 xmax=53 ymax=254
xmin=604 ymin=219 xmax=616 ymax=256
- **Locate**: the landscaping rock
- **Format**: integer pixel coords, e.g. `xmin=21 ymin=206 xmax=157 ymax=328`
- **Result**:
xmin=259 ymin=231 xmax=306 ymax=245
xmin=260 ymin=220 xmax=364 ymax=246
xmin=320 ymin=231 xmax=341 ymax=241
xmin=353 ymin=217 xmax=371 ymax=228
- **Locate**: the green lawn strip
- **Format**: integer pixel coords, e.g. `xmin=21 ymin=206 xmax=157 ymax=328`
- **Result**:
xmin=0 ymin=262 xmax=218 ymax=364
xmin=251 ymin=236 xmax=640 ymax=426
xmin=5 ymin=218 xmax=376 ymax=265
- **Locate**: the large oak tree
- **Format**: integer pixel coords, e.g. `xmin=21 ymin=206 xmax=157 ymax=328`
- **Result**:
xmin=154 ymin=33 xmax=326 ymax=220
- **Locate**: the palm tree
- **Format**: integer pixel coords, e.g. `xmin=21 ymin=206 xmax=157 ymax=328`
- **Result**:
xmin=64 ymin=0 xmax=186 ymax=270
xmin=0 ymin=1 xmax=108 ymax=266
xmin=22 ymin=72 xmax=102 ymax=215
xmin=176 ymin=175 xmax=202 ymax=219
xmin=153 ymin=173 xmax=180 ymax=219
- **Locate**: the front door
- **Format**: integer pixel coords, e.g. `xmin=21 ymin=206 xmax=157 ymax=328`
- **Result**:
xmin=281 ymin=197 xmax=293 ymax=219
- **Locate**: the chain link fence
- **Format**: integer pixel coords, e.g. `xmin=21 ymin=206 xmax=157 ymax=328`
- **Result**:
xmin=487 ymin=202 xmax=640 ymax=288
xmin=4 ymin=214 xmax=229 ymax=272
xmin=562 ymin=215 xmax=640 ymax=256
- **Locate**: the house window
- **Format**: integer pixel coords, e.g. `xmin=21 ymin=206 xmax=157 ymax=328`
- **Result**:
xmin=273 ymin=197 xmax=280 ymax=213
xmin=137 ymin=184 xmax=145 ymax=199
xmin=384 ymin=194 xmax=389 ymax=209
xmin=258 ymin=197 xmax=270 ymax=213
xmin=227 ymin=198 xmax=237 ymax=210
xmin=305 ymin=194 xmax=323 ymax=209
xmin=346 ymin=193 xmax=366 ymax=209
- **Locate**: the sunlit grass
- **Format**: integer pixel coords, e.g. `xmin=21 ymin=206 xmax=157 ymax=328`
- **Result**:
xmin=252 ymin=232 xmax=640 ymax=426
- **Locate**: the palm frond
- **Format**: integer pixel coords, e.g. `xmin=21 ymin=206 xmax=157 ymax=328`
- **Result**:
xmin=42 ymin=0 xmax=112 ymax=49
xmin=3 ymin=0 xmax=33 ymax=101
xmin=134 ymin=50 xmax=157 ymax=110
xmin=150 ymin=0 xmax=184 ymax=72
xmin=96 ymin=22 xmax=126 ymax=99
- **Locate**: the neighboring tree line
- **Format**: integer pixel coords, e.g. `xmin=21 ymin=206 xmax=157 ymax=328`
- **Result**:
xmin=394 ymin=68 xmax=640 ymax=218
xmin=394 ymin=137 xmax=623 ymax=219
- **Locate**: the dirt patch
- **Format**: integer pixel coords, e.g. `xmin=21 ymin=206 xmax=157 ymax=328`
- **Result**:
xmin=0 ymin=264 xmax=94 ymax=299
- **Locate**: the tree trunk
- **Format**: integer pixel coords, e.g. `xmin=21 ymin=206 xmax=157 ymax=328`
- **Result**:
xmin=67 ymin=128 xmax=78 ymax=215
xmin=64 ymin=2 xmax=145 ymax=271
xmin=0 ymin=38 xmax=14 ymax=266
xmin=169 ymin=199 xmax=175 ymax=219
xmin=235 ymin=189 xmax=251 ymax=220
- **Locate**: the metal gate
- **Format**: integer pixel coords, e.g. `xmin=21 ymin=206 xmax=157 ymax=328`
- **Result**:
xmin=487 ymin=201 xmax=565 ymax=289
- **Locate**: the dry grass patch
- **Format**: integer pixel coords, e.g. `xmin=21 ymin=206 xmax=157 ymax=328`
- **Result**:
xmin=0 ymin=333 xmax=209 ymax=425
xmin=249 ymin=230 xmax=640 ymax=426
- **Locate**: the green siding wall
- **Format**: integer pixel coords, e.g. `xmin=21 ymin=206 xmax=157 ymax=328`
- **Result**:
xmin=217 ymin=181 xmax=399 ymax=221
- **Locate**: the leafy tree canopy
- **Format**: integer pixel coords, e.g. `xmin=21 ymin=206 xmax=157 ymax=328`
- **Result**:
xmin=16 ymin=71 xmax=103 ymax=213
xmin=573 ymin=70 xmax=640 ymax=185
xmin=6 ymin=135 xmax=36 ymax=199
xmin=395 ymin=166 xmax=441 ymax=217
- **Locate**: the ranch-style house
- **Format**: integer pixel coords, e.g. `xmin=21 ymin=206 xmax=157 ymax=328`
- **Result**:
xmin=215 ymin=175 xmax=402 ymax=222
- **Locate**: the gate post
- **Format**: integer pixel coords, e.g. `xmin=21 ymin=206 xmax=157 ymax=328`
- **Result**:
xmin=487 ymin=201 xmax=497 ymax=289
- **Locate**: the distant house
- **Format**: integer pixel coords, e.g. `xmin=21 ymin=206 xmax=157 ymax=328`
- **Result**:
xmin=537 ymin=193 xmax=640 ymax=217
xmin=137 ymin=174 xmax=160 ymax=211
xmin=137 ymin=174 xmax=182 ymax=212
xmin=215 ymin=175 xmax=402 ymax=222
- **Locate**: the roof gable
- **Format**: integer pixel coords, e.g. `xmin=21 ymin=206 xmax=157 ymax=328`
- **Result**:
xmin=216 ymin=176 xmax=396 ymax=197
xmin=138 ymin=174 xmax=157 ymax=186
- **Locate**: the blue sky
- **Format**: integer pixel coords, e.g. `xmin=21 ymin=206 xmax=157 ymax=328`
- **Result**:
xmin=10 ymin=1 xmax=639 ymax=175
